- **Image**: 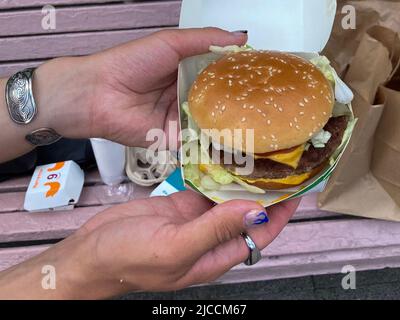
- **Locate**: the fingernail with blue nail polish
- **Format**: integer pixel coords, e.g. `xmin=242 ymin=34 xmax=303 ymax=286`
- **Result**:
xmin=244 ymin=210 xmax=269 ymax=227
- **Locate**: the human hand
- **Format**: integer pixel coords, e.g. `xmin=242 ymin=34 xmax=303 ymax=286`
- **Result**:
xmin=36 ymin=28 xmax=247 ymax=146
xmin=71 ymin=191 xmax=300 ymax=299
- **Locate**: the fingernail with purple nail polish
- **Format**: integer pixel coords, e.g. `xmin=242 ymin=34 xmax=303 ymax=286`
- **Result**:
xmin=244 ymin=210 xmax=269 ymax=227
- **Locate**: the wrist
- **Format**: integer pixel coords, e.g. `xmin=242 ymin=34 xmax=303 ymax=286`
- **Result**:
xmin=33 ymin=56 xmax=98 ymax=139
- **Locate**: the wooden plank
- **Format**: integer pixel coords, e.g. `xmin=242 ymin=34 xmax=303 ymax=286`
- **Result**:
xmin=0 ymin=0 xmax=124 ymax=9
xmin=0 ymin=170 xmax=102 ymax=193
xmin=0 ymin=2 xmax=181 ymax=37
xmin=218 ymin=245 xmax=400 ymax=284
xmin=0 ymin=191 xmax=336 ymax=243
xmin=0 ymin=244 xmax=49 ymax=272
xmin=2 ymin=219 xmax=400 ymax=282
xmin=0 ymin=61 xmax=44 ymax=78
xmin=0 ymin=183 xmax=153 ymax=213
xmin=0 ymin=209 xmax=399 ymax=254
xmin=0 ymin=181 xmax=339 ymax=219
xmin=0 ymin=27 xmax=166 ymax=62
xmin=0 ymin=206 xmax=107 ymax=243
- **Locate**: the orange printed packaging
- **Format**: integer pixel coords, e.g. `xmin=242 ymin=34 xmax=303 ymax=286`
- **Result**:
xmin=24 ymin=161 xmax=84 ymax=212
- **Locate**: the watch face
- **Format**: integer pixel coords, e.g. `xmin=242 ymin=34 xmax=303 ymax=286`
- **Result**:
xmin=25 ymin=128 xmax=62 ymax=146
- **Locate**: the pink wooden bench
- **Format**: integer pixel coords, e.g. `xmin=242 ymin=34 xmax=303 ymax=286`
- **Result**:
xmin=1 ymin=0 xmax=400 ymax=284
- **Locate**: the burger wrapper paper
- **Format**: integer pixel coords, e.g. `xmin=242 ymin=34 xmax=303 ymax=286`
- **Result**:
xmin=178 ymin=0 xmax=355 ymax=208
xmin=318 ymin=1 xmax=400 ymax=221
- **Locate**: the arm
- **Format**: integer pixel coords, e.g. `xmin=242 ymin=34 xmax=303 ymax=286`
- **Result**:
xmin=0 ymin=191 xmax=300 ymax=299
xmin=0 ymin=57 xmax=94 ymax=163
xmin=0 ymin=28 xmax=298 ymax=299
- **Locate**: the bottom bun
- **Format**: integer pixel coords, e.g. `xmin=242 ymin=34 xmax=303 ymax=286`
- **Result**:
xmin=238 ymin=162 xmax=327 ymax=190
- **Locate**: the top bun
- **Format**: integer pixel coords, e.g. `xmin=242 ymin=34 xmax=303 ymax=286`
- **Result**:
xmin=188 ymin=51 xmax=335 ymax=154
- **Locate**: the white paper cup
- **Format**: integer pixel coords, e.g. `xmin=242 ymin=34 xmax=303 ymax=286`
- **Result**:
xmin=90 ymin=138 xmax=126 ymax=186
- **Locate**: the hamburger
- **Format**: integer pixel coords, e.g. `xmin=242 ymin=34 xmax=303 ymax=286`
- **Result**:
xmin=182 ymin=49 xmax=352 ymax=192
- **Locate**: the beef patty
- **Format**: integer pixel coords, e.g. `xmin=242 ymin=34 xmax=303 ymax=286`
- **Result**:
xmin=214 ymin=116 xmax=349 ymax=179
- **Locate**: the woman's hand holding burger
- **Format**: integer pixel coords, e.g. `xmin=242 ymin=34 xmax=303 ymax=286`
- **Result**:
xmin=0 ymin=190 xmax=299 ymax=299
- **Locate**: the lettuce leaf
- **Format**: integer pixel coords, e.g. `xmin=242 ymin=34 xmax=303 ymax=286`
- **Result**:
xmin=311 ymin=129 xmax=332 ymax=148
xmin=310 ymin=56 xmax=354 ymax=104
xmin=209 ymin=45 xmax=252 ymax=54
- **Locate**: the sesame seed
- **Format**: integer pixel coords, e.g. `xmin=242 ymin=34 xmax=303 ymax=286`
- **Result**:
xmin=299 ymin=102 xmax=305 ymax=107
xmin=309 ymin=133 xmax=313 ymax=137
xmin=262 ymin=113 xmax=267 ymax=117
xmin=243 ymin=104 xmax=247 ymax=109
xmin=312 ymin=116 xmax=316 ymax=120
xmin=296 ymin=125 xmax=300 ymax=130
xmin=271 ymin=134 xmax=276 ymax=139
xmin=211 ymin=112 xmax=215 ymax=117
xmin=262 ymin=136 xmax=267 ymax=140
xmin=289 ymin=122 xmax=293 ymax=128
xmin=222 ymin=105 xmax=226 ymax=111
xmin=241 ymin=117 xmax=246 ymax=122
xmin=304 ymin=98 xmax=309 ymax=103
xmin=294 ymin=117 xmax=298 ymax=123
xmin=267 ymin=120 xmax=271 ymax=125
xmin=300 ymin=111 xmax=305 ymax=115
xmin=249 ymin=105 xmax=255 ymax=109
xmin=257 ymin=109 xmax=262 ymax=113
xmin=278 ymin=107 xmax=283 ymax=112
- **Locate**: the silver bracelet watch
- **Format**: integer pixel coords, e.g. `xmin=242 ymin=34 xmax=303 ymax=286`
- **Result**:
xmin=5 ymin=68 xmax=62 ymax=146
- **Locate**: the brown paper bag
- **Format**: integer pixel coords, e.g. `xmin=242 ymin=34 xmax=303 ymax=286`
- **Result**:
xmin=318 ymin=23 xmax=400 ymax=221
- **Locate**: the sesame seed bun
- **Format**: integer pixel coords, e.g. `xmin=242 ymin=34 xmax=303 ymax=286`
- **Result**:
xmin=188 ymin=51 xmax=335 ymax=154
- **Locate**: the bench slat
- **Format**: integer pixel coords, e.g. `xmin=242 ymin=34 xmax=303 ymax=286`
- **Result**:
xmin=0 ymin=61 xmax=44 ymax=78
xmin=0 ymin=2 xmax=181 ymax=37
xmin=0 ymin=170 xmax=102 ymax=193
xmin=0 ymin=27 xmax=166 ymax=62
xmin=219 ymin=245 xmax=400 ymax=284
xmin=0 ymin=206 xmax=107 ymax=243
xmin=0 ymin=0 xmax=125 ymax=9
xmin=2 ymin=219 xmax=400 ymax=281
xmin=0 ymin=183 xmax=153 ymax=213
xmin=0 ymin=207 xmax=393 ymax=251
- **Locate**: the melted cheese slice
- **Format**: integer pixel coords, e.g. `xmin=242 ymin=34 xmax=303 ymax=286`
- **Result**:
xmin=242 ymin=170 xmax=312 ymax=186
xmin=254 ymin=144 xmax=306 ymax=169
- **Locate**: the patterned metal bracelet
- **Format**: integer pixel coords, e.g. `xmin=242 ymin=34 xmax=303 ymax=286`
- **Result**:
xmin=5 ymin=68 xmax=62 ymax=146
xmin=5 ymin=68 xmax=37 ymax=124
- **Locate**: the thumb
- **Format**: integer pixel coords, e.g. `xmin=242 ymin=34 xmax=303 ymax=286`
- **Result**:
xmin=179 ymin=200 xmax=268 ymax=259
